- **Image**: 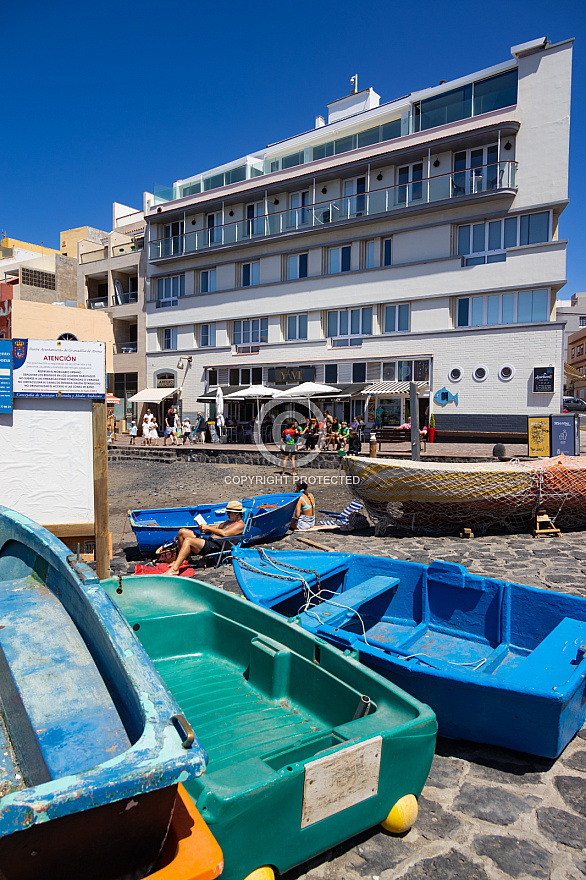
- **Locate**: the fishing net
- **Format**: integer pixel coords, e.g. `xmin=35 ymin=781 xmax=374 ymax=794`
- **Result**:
xmin=343 ymin=454 xmax=586 ymax=535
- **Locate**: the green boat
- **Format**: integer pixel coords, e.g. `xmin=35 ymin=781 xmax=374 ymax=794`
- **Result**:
xmin=102 ymin=574 xmax=437 ymax=880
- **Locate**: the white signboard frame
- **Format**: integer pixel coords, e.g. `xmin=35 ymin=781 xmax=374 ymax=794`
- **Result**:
xmin=12 ymin=339 xmax=105 ymax=399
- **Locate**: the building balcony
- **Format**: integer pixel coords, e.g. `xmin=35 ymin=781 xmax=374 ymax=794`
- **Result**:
xmin=87 ymin=296 xmax=109 ymax=310
xmin=112 ymin=290 xmax=138 ymax=305
xmin=112 ymin=239 xmax=144 ymax=257
xmin=114 ymin=341 xmax=138 ymax=354
xmin=80 ymin=247 xmax=108 ymax=264
xmin=149 ymin=160 xmax=517 ymax=261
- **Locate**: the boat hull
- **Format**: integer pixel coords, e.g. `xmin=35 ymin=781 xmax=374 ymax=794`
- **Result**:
xmin=129 ymin=493 xmax=299 ymax=554
xmin=232 ymin=547 xmax=586 ymax=758
xmin=0 ymin=506 xmax=208 ymax=880
xmin=343 ymin=454 xmax=586 ymax=534
xmin=102 ymin=573 xmax=437 ymax=880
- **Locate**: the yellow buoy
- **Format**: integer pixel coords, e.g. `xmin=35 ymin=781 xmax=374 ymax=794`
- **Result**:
xmin=381 ymin=794 xmax=418 ymax=833
xmin=243 ymin=867 xmax=275 ymax=880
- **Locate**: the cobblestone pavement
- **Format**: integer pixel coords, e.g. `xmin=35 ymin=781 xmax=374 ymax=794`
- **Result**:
xmin=109 ymin=459 xmax=586 ymax=880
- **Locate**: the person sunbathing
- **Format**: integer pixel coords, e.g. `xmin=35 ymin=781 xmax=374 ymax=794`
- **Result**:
xmin=165 ymin=501 xmax=245 ymax=573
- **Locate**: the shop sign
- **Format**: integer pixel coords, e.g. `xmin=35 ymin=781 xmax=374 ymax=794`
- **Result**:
xmin=527 ymin=416 xmax=551 ymax=457
xmin=157 ymin=377 xmax=176 ymax=388
xmin=268 ymin=366 xmax=315 ymax=385
xmin=550 ymin=414 xmax=580 ymax=457
xmin=12 ymin=339 xmax=105 ymax=399
xmin=533 ymin=367 xmax=555 ymax=394
xmin=0 ymin=339 xmax=13 ymax=413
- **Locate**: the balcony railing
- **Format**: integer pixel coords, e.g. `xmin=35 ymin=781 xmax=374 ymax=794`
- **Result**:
xmin=87 ymin=296 xmax=108 ymax=310
xmin=112 ymin=239 xmax=144 ymax=257
xmin=80 ymin=247 xmax=108 ymax=264
xmin=149 ymin=160 xmax=517 ymax=260
xmin=113 ymin=290 xmax=138 ymax=305
xmin=114 ymin=341 xmax=138 ymax=354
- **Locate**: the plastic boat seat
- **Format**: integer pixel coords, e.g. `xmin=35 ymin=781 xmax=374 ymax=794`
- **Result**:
xmin=505 ymin=617 xmax=586 ymax=689
xmin=302 ymin=576 xmax=399 ymax=628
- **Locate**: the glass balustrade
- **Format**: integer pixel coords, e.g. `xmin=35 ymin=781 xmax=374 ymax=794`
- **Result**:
xmin=149 ymin=160 xmax=517 ymax=259
xmin=114 ymin=341 xmax=138 ymax=354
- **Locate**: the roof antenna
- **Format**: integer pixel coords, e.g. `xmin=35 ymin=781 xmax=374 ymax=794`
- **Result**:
xmin=350 ymin=74 xmax=358 ymax=94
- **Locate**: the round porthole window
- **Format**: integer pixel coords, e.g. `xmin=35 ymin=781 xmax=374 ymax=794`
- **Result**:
xmin=449 ymin=366 xmax=463 ymax=382
xmin=57 ymin=332 xmax=78 ymax=341
xmin=499 ymin=364 xmax=515 ymax=381
xmin=473 ymin=365 xmax=488 ymax=382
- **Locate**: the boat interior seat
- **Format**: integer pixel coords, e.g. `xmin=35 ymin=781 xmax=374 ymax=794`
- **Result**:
xmin=299 ymin=576 xmax=399 ymax=630
xmin=504 ymin=617 xmax=586 ymax=688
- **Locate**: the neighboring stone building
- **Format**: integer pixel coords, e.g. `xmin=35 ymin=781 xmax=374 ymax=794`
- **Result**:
xmin=567 ymin=326 xmax=586 ymax=399
xmin=142 ymin=36 xmax=573 ymax=433
xmin=1 ymin=237 xmax=79 ymax=306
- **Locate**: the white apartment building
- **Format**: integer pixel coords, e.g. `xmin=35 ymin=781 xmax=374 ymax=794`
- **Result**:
xmin=143 ymin=36 xmax=572 ymax=433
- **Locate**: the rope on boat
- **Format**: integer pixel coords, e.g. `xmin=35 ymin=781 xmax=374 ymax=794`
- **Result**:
xmin=114 ymin=511 xmax=130 ymax=552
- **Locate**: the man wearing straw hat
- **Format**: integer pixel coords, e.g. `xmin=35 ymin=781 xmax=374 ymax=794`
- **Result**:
xmin=165 ymin=501 xmax=245 ymax=573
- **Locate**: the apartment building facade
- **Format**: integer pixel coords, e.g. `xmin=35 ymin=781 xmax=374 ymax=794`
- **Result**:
xmin=143 ymin=36 xmax=572 ymax=431
xmin=76 ymin=201 xmax=151 ymax=426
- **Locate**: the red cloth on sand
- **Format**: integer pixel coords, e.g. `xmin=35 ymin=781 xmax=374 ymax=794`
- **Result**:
xmin=134 ymin=561 xmax=197 ymax=577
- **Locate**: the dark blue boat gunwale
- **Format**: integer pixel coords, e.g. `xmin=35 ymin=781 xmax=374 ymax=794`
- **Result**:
xmin=0 ymin=506 xmax=207 ymax=837
xmin=231 ymin=547 xmax=586 ymax=757
xmin=129 ymin=492 xmax=300 ymax=554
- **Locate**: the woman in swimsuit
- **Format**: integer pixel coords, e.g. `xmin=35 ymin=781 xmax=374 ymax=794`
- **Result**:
xmin=290 ymin=481 xmax=315 ymax=531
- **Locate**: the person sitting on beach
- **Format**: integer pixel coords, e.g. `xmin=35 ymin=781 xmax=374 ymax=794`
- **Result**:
xmin=338 ymin=421 xmax=350 ymax=449
xmin=347 ymin=429 xmax=361 ymax=455
xmin=327 ymin=418 xmax=340 ymax=450
xmin=290 ymin=481 xmax=315 ymax=531
xmin=165 ymin=501 xmax=246 ymax=573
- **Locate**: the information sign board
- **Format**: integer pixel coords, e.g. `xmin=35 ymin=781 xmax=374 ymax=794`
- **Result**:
xmin=0 ymin=340 xmax=12 ymax=413
xmin=527 ymin=416 xmax=551 ymax=457
xmin=12 ymin=339 xmax=105 ymax=399
xmin=550 ymin=414 xmax=580 ymax=457
xmin=533 ymin=367 xmax=555 ymax=394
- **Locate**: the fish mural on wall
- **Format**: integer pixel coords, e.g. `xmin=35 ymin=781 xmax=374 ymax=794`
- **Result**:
xmin=433 ymin=387 xmax=458 ymax=406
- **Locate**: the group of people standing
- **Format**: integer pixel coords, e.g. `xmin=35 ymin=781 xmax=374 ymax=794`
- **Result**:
xmin=127 ymin=408 xmax=208 ymax=446
xmin=280 ymin=411 xmax=364 ymax=474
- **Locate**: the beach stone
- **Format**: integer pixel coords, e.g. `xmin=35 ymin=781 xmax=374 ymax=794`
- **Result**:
xmin=454 ymin=783 xmax=539 ymax=825
xmin=473 ymin=835 xmax=551 ymax=878
xmin=554 ymin=775 xmax=586 ymax=817
xmin=468 ymin=757 xmax=544 ymax=785
xmin=578 ymin=729 xmax=586 ymax=741
xmin=424 ymin=754 xmax=466 ymax=789
xmin=355 ymin=833 xmax=413 ymax=874
xmin=415 ymin=794 xmax=461 ymax=840
xmin=537 ymin=807 xmax=586 ymax=849
xmin=562 ymin=750 xmax=586 ymax=772
xmin=395 ymin=850 xmax=489 ymax=880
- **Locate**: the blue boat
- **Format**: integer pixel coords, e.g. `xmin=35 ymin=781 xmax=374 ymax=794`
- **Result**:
xmin=129 ymin=492 xmax=300 ymax=555
xmin=231 ymin=547 xmax=586 ymax=758
xmin=0 ymin=505 xmax=208 ymax=880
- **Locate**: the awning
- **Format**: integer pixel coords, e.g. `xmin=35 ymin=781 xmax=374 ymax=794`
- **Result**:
xmin=128 ymin=387 xmax=179 ymax=404
xmin=106 ymin=393 xmax=121 ymax=404
xmin=564 ymin=362 xmax=583 ymax=381
xmin=359 ymin=381 xmax=430 ymax=396
xmin=196 ymin=385 xmax=245 ymax=402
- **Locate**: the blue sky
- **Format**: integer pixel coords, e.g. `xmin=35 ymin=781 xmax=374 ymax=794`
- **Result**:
xmin=2 ymin=0 xmax=584 ymax=298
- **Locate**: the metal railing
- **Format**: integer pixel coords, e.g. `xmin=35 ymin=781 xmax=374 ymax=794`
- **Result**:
xmin=149 ymin=161 xmax=517 ymax=259
xmin=112 ymin=290 xmax=138 ymax=305
xmin=87 ymin=296 xmax=108 ymax=310
xmin=80 ymin=247 xmax=108 ymax=264
xmin=114 ymin=341 xmax=138 ymax=354
xmin=112 ymin=239 xmax=144 ymax=257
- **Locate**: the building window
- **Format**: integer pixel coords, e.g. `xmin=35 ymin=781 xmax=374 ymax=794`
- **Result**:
xmin=414 ymin=359 xmax=430 ymax=381
xmin=229 ymin=367 xmax=262 ymax=385
xmin=233 ymin=317 xmax=268 ymax=345
xmin=383 ymin=239 xmax=392 ymax=267
xmin=382 ymin=362 xmax=396 ymax=381
xmin=21 ymin=268 xmax=56 ymax=290
xmin=245 ymin=202 xmax=264 ymax=237
xmin=414 ymin=69 xmax=517 ymax=132
xmin=384 ymin=303 xmax=410 ymax=333
xmin=452 ymin=145 xmax=499 ymax=197
xmin=580 ymin=317 xmax=586 ymax=328
xmin=161 ymin=328 xmax=177 ymax=350
xmin=288 ymin=191 xmax=310 ymax=228
xmin=578 ymin=345 xmax=585 ymax=356
xmin=328 ymin=307 xmax=372 ymax=346
xmin=242 ymin=261 xmax=260 ymax=287
xmin=457 ymin=290 xmax=549 ymax=327
xmin=156 ymin=274 xmax=185 ymax=308
xmin=353 ymin=362 xmax=366 ymax=383
xmin=287 ymin=313 xmax=308 ymax=340
xmin=57 ymin=332 xmax=78 ymax=341
xmin=457 ymin=212 xmax=550 ymax=265
xmin=287 ymin=253 xmax=308 ymax=280
xmin=365 ymin=240 xmax=375 ymax=269
xmin=398 ymin=360 xmax=412 ymax=381
xmin=208 ymin=369 xmax=218 ymax=386
xmin=200 ymin=268 xmax=216 ymax=293
xmin=328 ymin=246 xmax=351 ymax=274
xmin=281 ymin=150 xmax=305 ymax=170
xmin=343 ymin=177 xmax=366 ymax=217
xmin=571 ymin=348 xmax=575 ymax=358
xmin=206 ymin=212 xmax=222 ymax=245
xmin=162 ymin=220 xmax=184 ymax=256
xmin=325 ymin=363 xmax=338 ymax=384
xmin=397 ymin=162 xmax=423 ymax=205
xmin=200 ymin=323 xmax=216 ymax=347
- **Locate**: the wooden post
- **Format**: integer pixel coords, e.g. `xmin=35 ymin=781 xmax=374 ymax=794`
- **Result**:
xmin=93 ymin=400 xmax=110 ymax=579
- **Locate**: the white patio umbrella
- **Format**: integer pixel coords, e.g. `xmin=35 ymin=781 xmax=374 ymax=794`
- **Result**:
xmin=273 ymin=382 xmax=340 ymax=398
xmin=224 ymin=384 xmax=279 ymax=441
xmin=215 ymin=386 xmax=225 ymax=437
